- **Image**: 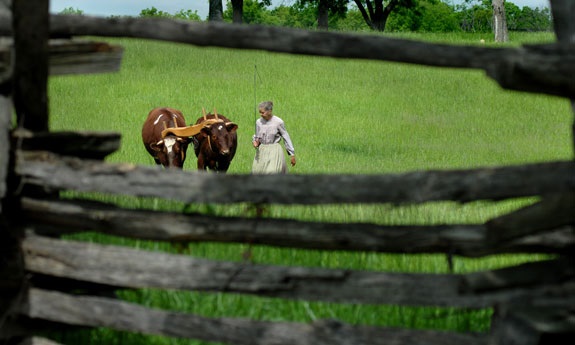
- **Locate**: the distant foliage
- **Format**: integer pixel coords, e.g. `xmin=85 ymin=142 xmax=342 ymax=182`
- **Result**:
xmin=62 ymin=1 xmax=552 ymax=33
xmin=331 ymin=6 xmax=370 ymax=31
xmin=222 ymin=0 xmax=552 ymax=33
xmin=139 ymin=7 xmax=201 ymax=21
xmin=173 ymin=9 xmax=202 ymax=21
xmin=59 ymin=7 xmax=84 ymax=15
xmin=223 ymin=0 xmax=267 ymax=24
xmin=504 ymin=2 xmax=552 ymax=32
xmin=419 ymin=1 xmax=462 ymax=32
xmin=454 ymin=0 xmax=551 ymax=32
xmin=139 ymin=7 xmax=171 ymax=18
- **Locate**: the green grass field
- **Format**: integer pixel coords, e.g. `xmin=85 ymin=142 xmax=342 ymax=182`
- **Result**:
xmin=47 ymin=31 xmax=572 ymax=344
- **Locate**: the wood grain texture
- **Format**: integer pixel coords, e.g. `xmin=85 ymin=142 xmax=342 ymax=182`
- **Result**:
xmin=12 ymin=130 xmax=121 ymax=159
xmin=12 ymin=0 xmax=49 ymax=132
xmin=486 ymin=192 xmax=575 ymax=244
xmin=21 ymin=197 xmax=575 ymax=257
xmin=15 ymin=150 xmax=575 ymax=205
xmin=0 ymin=95 xmax=10 ymax=200
xmin=0 ymin=40 xmax=124 ymax=76
xmin=22 ymin=288 xmax=488 ymax=345
xmin=21 ymin=236 xmax=574 ymax=309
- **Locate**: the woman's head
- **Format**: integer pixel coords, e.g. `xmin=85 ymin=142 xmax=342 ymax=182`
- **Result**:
xmin=258 ymin=101 xmax=273 ymax=111
xmin=258 ymin=101 xmax=274 ymax=120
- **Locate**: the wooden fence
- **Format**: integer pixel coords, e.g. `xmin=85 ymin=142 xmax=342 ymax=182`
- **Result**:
xmin=1 ymin=0 xmax=574 ymax=344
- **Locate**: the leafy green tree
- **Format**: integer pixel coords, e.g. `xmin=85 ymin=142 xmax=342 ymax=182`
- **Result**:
xmin=224 ymin=1 xmax=272 ymax=24
xmin=332 ymin=5 xmax=370 ymax=31
xmin=419 ymin=0 xmax=460 ymax=32
xmin=456 ymin=0 xmax=492 ymax=32
xmin=59 ymin=7 xmax=84 ymax=15
xmin=514 ymin=5 xmax=552 ymax=31
xmin=270 ymin=3 xmax=317 ymax=28
xmin=268 ymin=0 xmax=309 ymax=29
xmin=503 ymin=1 xmax=522 ymax=30
xmin=295 ymin=0 xmax=349 ymax=30
xmin=173 ymin=9 xmax=202 ymax=21
xmin=385 ymin=2 xmax=422 ymax=31
xmin=224 ymin=0 xmax=265 ymax=24
xmin=139 ymin=7 xmax=172 ymax=17
xmin=353 ymin=0 xmax=417 ymax=31
xmin=268 ymin=5 xmax=293 ymax=26
xmin=387 ymin=0 xmax=459 ymax=32
xmin=454 ymin=0 xmax=551 ymax=33
xmin=139 ymin=7 xmax=200 ymax=20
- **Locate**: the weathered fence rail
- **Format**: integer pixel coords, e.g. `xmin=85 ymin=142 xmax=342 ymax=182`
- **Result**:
xmin=19 ymin=288 xmax=489 ymax=345
xmin=1 ymin=0 xmax=574 ymax=344
xmin=14 ymin=149 xmax=575 ymax=205
xmin=19 ymin=197 xmax=575 ymax=257
xmin=19 ymin=235 xmax=575 ymax=309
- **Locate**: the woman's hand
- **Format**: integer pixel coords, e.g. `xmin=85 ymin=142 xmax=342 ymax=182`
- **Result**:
xmin=290 ymin=155 xmax=296 ymax=166
xmin=253 ymin=139 xmax=260 ymax=148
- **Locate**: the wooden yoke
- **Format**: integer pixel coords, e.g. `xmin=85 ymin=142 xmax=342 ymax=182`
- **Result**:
xmin=160 ymin=119 xmax=222 ymax=138
xmin=161 ymin=108 xmax=224 ymax=139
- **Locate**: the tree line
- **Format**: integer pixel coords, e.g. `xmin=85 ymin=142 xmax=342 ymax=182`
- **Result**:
xmin=60 ymin=0 xmax=552 ymax=33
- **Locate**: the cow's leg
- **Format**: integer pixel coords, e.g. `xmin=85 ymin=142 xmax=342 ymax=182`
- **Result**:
xmin=192 ymin=137 xmax=199 ymax=152
xmin=217 ymin=159 xmax=230 ymax=172
xmin=208 ymin=159 xmax=219 ymax=171
xmin=197 ymin=154 xmax=205 ymax=170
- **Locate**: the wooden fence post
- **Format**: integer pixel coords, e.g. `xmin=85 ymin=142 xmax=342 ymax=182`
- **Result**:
xmin=550 ymin=0 xmax=575 ymax=151
xmin=12 ymin=0 xmax=49 ymax=132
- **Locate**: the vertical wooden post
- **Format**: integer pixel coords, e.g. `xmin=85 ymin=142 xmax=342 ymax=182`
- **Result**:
xmin=12 ymin=0 xmax=49 ymax=132
xmin=0 ymin=0 xmax=11 ymax=201
xmin=550 ymin=0 xmax=575 ymax=152
xmin=2 ymin=1 xmax=41 ymax=339
xmin=0 ymin=95 xmax=9 ymax=203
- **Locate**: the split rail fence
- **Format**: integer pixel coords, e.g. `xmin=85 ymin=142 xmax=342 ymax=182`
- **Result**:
xmin=1 ymin=0 xmax=574 ymax=344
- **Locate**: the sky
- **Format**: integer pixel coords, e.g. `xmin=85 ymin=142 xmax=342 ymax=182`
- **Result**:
xmin=49 ymin=1 xmax=551 ymax=19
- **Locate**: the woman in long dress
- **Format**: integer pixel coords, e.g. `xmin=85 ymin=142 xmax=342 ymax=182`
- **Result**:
xmin=251 ymin=101 xmax=296 ymax=174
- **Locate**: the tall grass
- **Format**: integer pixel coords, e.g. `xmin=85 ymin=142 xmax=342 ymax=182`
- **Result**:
xmin=47 ymin=31 xmax=571 ymax=344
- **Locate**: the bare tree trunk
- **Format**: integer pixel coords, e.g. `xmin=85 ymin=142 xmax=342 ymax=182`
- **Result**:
xmin=231 ymin=0 xmax=243 ymax=24
xmin=353 ymin=0 xmax=398 ymax=32
xmin=209 ymin=0 xmax=223 ymax=22
xmin=492 ymin=0 xmax=509 ymax=42
xmin=318 ymin=0 xmax=329 ymax=30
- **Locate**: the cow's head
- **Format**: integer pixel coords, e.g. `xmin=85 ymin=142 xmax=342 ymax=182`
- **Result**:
xmin=200 ymin=121 xmax=238 ymax=156
xmin=150 ymin=135 xmax=190 ymax=168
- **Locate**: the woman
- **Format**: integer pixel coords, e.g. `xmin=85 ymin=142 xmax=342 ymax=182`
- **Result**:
xmin=252 ymin=101 xmax=296 ymax=174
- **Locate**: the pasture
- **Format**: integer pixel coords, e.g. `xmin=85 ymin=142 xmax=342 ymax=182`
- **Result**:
xmin=47 ymin=31 xmax=572 ymax=344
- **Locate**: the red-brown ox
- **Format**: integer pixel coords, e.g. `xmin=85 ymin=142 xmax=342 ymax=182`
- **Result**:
xmin=192 ymin=112 xmax=238 ymax=172
xmin=142 ymin=107 xmax=190 ymax=169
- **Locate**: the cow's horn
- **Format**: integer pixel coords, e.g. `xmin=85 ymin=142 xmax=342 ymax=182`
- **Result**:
xmin=202 ymin=107 xmax=207 ymax=121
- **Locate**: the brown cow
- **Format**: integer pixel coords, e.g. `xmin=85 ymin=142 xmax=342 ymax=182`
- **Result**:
xmin=142 ymin=107 xmax=190 ymax=169
xmin=192 ymin=112 xmax=238 ymax=172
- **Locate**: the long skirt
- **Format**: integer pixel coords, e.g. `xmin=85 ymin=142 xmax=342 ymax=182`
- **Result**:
xmin=252 ymin=143 xmax=286 ymax=174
